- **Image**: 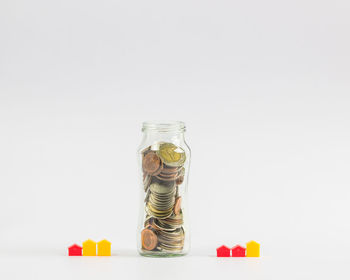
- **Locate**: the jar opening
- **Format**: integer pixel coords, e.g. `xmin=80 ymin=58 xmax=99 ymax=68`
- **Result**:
xmin=142 ymin=121 xmax=186 ymax=133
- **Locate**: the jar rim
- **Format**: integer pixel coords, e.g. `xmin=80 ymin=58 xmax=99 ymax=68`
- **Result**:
xmin=142 ymin=121 xmax=186 ymax=132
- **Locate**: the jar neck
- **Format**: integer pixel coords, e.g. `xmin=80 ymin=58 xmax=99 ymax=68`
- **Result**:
xmin=142 ymin=130 xmax=185 ymax=143
xmin=141 ymin=121 xmax=186 ymax=144
xmin=142 ymin=121 xmax=185 ymax=134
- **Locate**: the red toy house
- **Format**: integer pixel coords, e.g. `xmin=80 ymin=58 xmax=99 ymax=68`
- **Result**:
xmin=216 ymin=245 xmax=231 ymax=257
xmin=68 ymin=244 xmax=82 ymax=256
xmin=231 ymin=245 xmax=246 ymax=257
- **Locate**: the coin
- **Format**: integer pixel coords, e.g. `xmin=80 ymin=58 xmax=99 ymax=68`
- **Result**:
xmin=174 ymin=197 xmax=182 ymax=215
xmin=142 ymin=152 xmax=162 ymax=175
xmin=150 ymin=182 xmax=175 ymax=194
xmin=141 ymin=228 xmax=158 ymax=250
xmin=155 ymin=166 xmax=184 ymax=182
xmin=146 ymin=208 xmax=173 ymax=219
xmin=157 ymin=143 xmax=186 ymax=167
xmin=144 ymin=189 xmax=150 ymax=203
xmin=161 ymin=165 xmax=180 ymax=174
xmin=143 ymin=174 xmax=152 ymax=191
xmin=147 ymin=203 xmax=173 ymax=215
xmin=156 ymin=172 xmax=181 ymax=181
xmin=175 ymin=176 xmax=184 ymax=185
xmin=157 ymin=227 xmax=185 ymax=251
xmin=157 ymin=218 xmax=182 ymax=230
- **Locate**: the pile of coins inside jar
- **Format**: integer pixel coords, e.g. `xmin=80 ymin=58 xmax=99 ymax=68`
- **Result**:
xmin=141 ymin=142 xmax=186 ymax=253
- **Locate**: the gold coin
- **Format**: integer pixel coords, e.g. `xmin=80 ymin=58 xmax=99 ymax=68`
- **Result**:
xmin=148 ymin=203 xmax=173 ymax=214
xmin=157 ymin=143 xmax=186 ymax=167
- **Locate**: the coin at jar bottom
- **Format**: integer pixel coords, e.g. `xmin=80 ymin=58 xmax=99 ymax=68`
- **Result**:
xmin=158 ymin=245 xmax=184 ymax=252
xmin=158 ymin=227 xmax=184 ymax=241
xmin=158 ymin=236 xmax=185 ymax=251
xmin=141 ymin=228 xmax=158 ymax=251
xmin=157 ymin=220 xmax=182 ymax=231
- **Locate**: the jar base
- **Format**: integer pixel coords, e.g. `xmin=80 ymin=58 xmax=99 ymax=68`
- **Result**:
xmin=139 ymin=251 xmax=187 ymax=258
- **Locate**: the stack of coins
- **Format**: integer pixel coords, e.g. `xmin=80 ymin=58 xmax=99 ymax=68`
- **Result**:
xmin=141 ymin=142 xmax=186 ymax=253
xmin=146 ymin=182 xmax=176 ymax=219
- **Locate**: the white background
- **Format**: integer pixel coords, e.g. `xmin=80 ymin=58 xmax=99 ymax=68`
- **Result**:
xmin=1 ymin=0 xmax=350 ymax=279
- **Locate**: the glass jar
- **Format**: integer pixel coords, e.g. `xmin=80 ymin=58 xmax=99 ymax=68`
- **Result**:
xmin=137 ymin=121 xmax=191 ymax=257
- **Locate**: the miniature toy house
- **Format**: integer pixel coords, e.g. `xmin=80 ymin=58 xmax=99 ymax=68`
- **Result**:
xmin=216 ymin=245 xmax=231 ymax=257
xmin=68 ymin=244 xmax=82 ymax=256
xmin=246 ymin=240 xmax=260 ymax=257
xmin=231 ymin=245 xmax=246 ymax=257
xmin=83 ymin=239 xmax=97 ymax=256
xmin=97 ymin=239 xmax=111 ymax=256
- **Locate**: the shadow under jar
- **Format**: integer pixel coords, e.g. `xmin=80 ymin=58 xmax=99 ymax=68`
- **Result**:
xmin=137 ymin=121 xmax=191 ymax=257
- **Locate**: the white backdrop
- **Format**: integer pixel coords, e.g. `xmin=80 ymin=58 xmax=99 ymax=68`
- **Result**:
xmin=1 ymin=0 xmax=350 ymax=279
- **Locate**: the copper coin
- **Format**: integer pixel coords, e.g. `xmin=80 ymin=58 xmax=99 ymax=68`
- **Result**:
xmin=174 ymin=197 xmax=182 ymax=215
xmin=142 ymin=152 xmax=161 ymax=175
xmin=156 ymin=170 xmax=181 ymax=181
xmin=175 ymin=175 xmax=184 ymax=185
xmin=152 ymin=160 xmax=163 ymax=176
xmin=141 ymin=228 xmax=158 ymax=251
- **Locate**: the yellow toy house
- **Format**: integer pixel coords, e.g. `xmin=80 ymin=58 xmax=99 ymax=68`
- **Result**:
xmin=82 ymin=239 xmax=97 ymax=256
xmin=246 ymin=240 xmax=260 ymax=257
xmin=97 ymin=239 xmax=111 ymax=256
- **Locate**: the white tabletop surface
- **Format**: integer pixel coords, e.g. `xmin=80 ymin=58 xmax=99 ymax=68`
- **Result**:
xmin=1 ymin=248 xmax=348 ymax=280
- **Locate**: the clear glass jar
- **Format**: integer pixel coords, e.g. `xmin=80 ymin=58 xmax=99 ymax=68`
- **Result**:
xmin=137 ymin=121 xmax=191 ymax=257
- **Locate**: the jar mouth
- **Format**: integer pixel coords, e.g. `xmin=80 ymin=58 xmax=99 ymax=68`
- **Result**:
xmin=142 ymin=121 xmax=186 ymax=133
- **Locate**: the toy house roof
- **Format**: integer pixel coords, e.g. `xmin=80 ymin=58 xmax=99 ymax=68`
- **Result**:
xmin=232 ymin=245 xmax=245 ymax=250
xmin=217 ymin=245 xmax=230 ymax=251
xmin=83 ymin=239 xmax=96 ymax=245
xmin=98 ymin=239 xmax=111 ymax=245
xmin=69 ymin=244 xmax=82 ymax=249
xmin=247 ymin=240 xmax=259 ymax=246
